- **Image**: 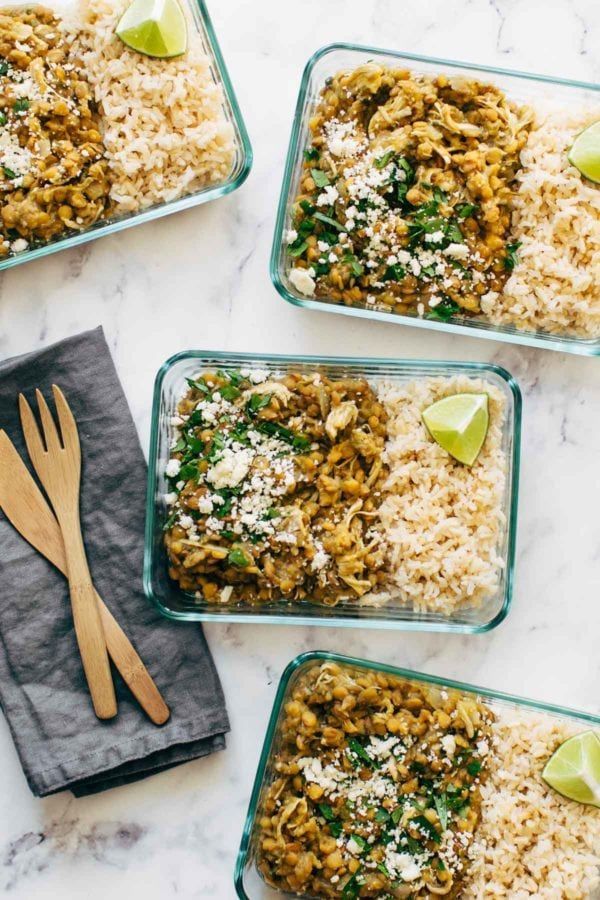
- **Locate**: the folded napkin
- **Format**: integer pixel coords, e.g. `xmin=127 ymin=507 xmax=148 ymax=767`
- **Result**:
xmin=0 ymin=327 xmax=229 ymax=797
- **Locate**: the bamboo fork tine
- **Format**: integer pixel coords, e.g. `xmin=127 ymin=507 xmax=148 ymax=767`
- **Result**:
xmin=18 ymin=394 xmax=46 ymax=469
xmin=35 ymin=388 xmax=64 ymax=456
xmin=52 ymin=384 xmax=79 ymax=456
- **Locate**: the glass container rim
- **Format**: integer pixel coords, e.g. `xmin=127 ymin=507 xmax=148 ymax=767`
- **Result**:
xmin=270 ymin=42 xmax=600 ymax=357
xmin=0 ymin=0 xmax=253 ymax=274
xmin=234 ymin=649 xmax=600 ymax=899
xmin=144 ymin=350 xmax=521 ymax=633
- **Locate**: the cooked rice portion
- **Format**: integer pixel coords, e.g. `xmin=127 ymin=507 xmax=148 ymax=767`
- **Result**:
xmin=377 ymin=376 xmax=506 ymax=614
xmin=68 ymin=0 xmax=235 ymax=212
xmin=464 ymin=710 xmax=600 ymax=898
xmin=485 ymin=107 xmax=600 ymax=337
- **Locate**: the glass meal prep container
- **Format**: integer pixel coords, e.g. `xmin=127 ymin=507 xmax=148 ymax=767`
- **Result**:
xmin=270 ymin=44 xmax=600 ymax=357
xmin=144 ymin=351 xmax=521 ymax=632
xmin=0 ymin=0 xmax=251 ymax=273
xmin=234 ymin=650 xmax=600 ymax=900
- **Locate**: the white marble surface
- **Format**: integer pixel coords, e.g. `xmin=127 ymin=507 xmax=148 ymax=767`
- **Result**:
xmin=1 ymin=0 xmax=599 ymax=896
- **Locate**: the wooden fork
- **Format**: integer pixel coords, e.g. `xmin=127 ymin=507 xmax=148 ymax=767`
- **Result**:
xmin=19 ymin=386 xmax=117 ymax=720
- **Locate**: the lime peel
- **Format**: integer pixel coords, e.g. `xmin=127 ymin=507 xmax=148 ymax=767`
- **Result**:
xmin=568 ymin=120 xmax=600 ymax=184
xmin=422 ymin=392 xmax=489 ymax=466
xmin=542 ymin=731 xmax=600 ymax=808
xmin=116 ymin=0 xmax=187 ymax=58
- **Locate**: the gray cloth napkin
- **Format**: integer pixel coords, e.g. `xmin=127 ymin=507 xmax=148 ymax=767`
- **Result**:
xmin=0 ymin=327 xmax=229 ymax=797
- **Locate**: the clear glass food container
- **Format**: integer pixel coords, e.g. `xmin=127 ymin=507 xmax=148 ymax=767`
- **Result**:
xmin=234 ymin=651 xmax=600 ymax=900
xmin=0 ymin=0 xmax=252 ymax=273
xmin=144 ymin=351 xmax=521 ymax=632
xmin=270 ymin=44 xmax=600 ymax=356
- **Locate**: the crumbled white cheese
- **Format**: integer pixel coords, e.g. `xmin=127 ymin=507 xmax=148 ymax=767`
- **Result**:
xmin=197 ymin=496 xmax=214 ymax=515
xmin=165 ymin=459 xmax=181 ymax=478
xmin=206 ymin=447 xmax=252 ymax=490
xmin=289 ymin=267 xmax=316 ymax=297
xmin=179 ymin=515 xmax=194 ymax=530
xmin=285 ymin=228 xmax=298 ymax=244
xmin=164 ymin=492 xmax=178 ymax=506
xmin=441 ymin=735 xmax=456 ymax=758
xmin=444 ymin=242 xmax=469 ymax=260
xmin=316 ymin=184 xmax=339 ymax=207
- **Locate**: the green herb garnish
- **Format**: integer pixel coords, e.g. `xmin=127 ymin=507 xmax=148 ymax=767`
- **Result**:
xmin=162 ymin=510 xmax=178 ymax=531
xmin=219 ymin=383 xmax=241 ymax=401
xmin=0 ymin=59 xmax=8 ymax=76
xmin=186 ymin=377 xmax=211 ymax=395
xmin=347 ymin=737 xmax=376 ymax=768
xmin=374 ymin=807 xmax=391 ymax=824
xmin=247 ymin=392 xmax=272 ymax=414
xmin=179 ymin=461 xmax=199 ymax=482
xmin=433 ymin=793 xmax=448 ymax=830
xmin=414 ymin=815 xmax=441 ymax=844
xmin=374 ymin=150 xmax=395 ymax=169
xmin=299 ymin=199 xmax=315 ymax=214
xmin=304 ymin=147 xmax=320 ymax=163
xmin=3 ymin=167 xmax=17 ymax=179
xmin=313 ymin=211 xmax=344 ymax=232
xmin=467 ymin=760 xmax=482 ymax=776
xmin=228 ymin=547 xmax=250 ymax=568
xmin=426 ymin=298 xmax=461 ymax=322
xmin=341 ymin=868 xmax=364 ymax=900
xmin=13 ymin=98 xmax=29 ymax=113
xmin=0 ymin=111 xmax=6 ymax=126
xmin=342 ymin=253 xmax=364 ymax=277
xmin=504 ymin=241 xmax=522 ymax=271
xmin=255 ymin=419 xmax=310 ymax=452
xmin=456 ymin=202 xmax=477 ymax=219
xmin=311 ymin=167 xmax=330 ymax=188
xmin=382 ymin=263 xmax=406 ymax=282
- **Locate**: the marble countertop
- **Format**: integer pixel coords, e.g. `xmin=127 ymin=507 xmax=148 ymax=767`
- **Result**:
xmin=1 ymin=0 xmax=599 ymax=896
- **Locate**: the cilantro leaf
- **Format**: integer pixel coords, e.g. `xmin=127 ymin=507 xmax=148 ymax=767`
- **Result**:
xmin=311 ymin=167 xmax=330 ymax=188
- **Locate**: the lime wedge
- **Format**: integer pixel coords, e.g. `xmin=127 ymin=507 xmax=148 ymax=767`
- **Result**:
xmin=568 ymin=121 xmax=600 ymax=184
xmin=422 ymin=392 xmax=489 ymax=466
xmin=116 ymin=0 xmax=187 ymax=58
xmin=542 ymin=731 xmax=600 ymax=807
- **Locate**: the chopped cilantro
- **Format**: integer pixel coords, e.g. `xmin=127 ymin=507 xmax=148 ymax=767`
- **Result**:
xmin=206 ymin=432 xmax=225 ymax=462
xmin=179 ymin=461 xmax=200 ymax=482
xmin=374 ymin=807 xmax=391 ymax=824
xmin=467 ymin=760 xmax=482 ymax=776
xmin=311 ymin=167 xmax=330 ymax=188
xmin=433 ymin=793 xmax=448 ymax=830
xmin=0 ymin=59 xmax=8 ymax=76
xmin=0 ymin=111 xmax=6 ymax=126
xmin=313 ymin=211 xmax=344 ymax=231
xmin=444 ymin=221 xmax=464 ymax=244
xmin=349 ymin=834 xmax=368 ymax=853
xmin=347 ymin=737 xmax=376 ymax=768
xmin=456 ymin=202 xmax=478 ymax=219
xmin=299 ymin=199 xmax=315 ymax=214
xmin=186 ymin=377 xmax=210 ymax=395
xmin=247 ymin=392 xmax=272 ymax=414
xmin=220 ymin=529 xmax=234 ymax=540
xmin=255 ymin=419 xmax=310 ymax=452
xmin=341 ymin=868 xmax=363 ymax=899
xmin=288 ymin=239 xmax=308 ymax=258
xmin=219 ymin=383 xmax=241 ymax=401
xmin=376 ymin=862 xmax=391 ymax=879
xmin=426 ymin=298 xmax=461 ymax=322
xmin=504 ymin=241 xmax=522 ymax=271
xmin=162 ymin=510 xmax=178 ymax=531
xmin=374 ymin=149 xmax=395 ymax=169
xmin=342 ymin=253 xmax=364 ymax=277
xmin=303 ymin=147 xmax=320 ymax=162
xmin=264 ymin=507 xmax=280 ymax=520
xmin=318 ymin=803 xmax=336 ymax=821
xmin=224 ymin=369 xmax=243 ymax=386
xmin=382 ymin=263 xmax=406 ymax=282
xmin=414 ymin=814 xmax=441 ymax=844
xmin=3 ymin=167 xmax=17 ymax=180
xmin=13 ymin=98 xmax=29 ymax=113
xmin=228 ymin=547 xmax=250 ymax=568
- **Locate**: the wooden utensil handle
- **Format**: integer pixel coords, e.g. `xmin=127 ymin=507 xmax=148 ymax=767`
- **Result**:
xmin=98 ymin=601 xmax=170 ymax=725
xmin=63 ymin=526 xmax=117 ymax=720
